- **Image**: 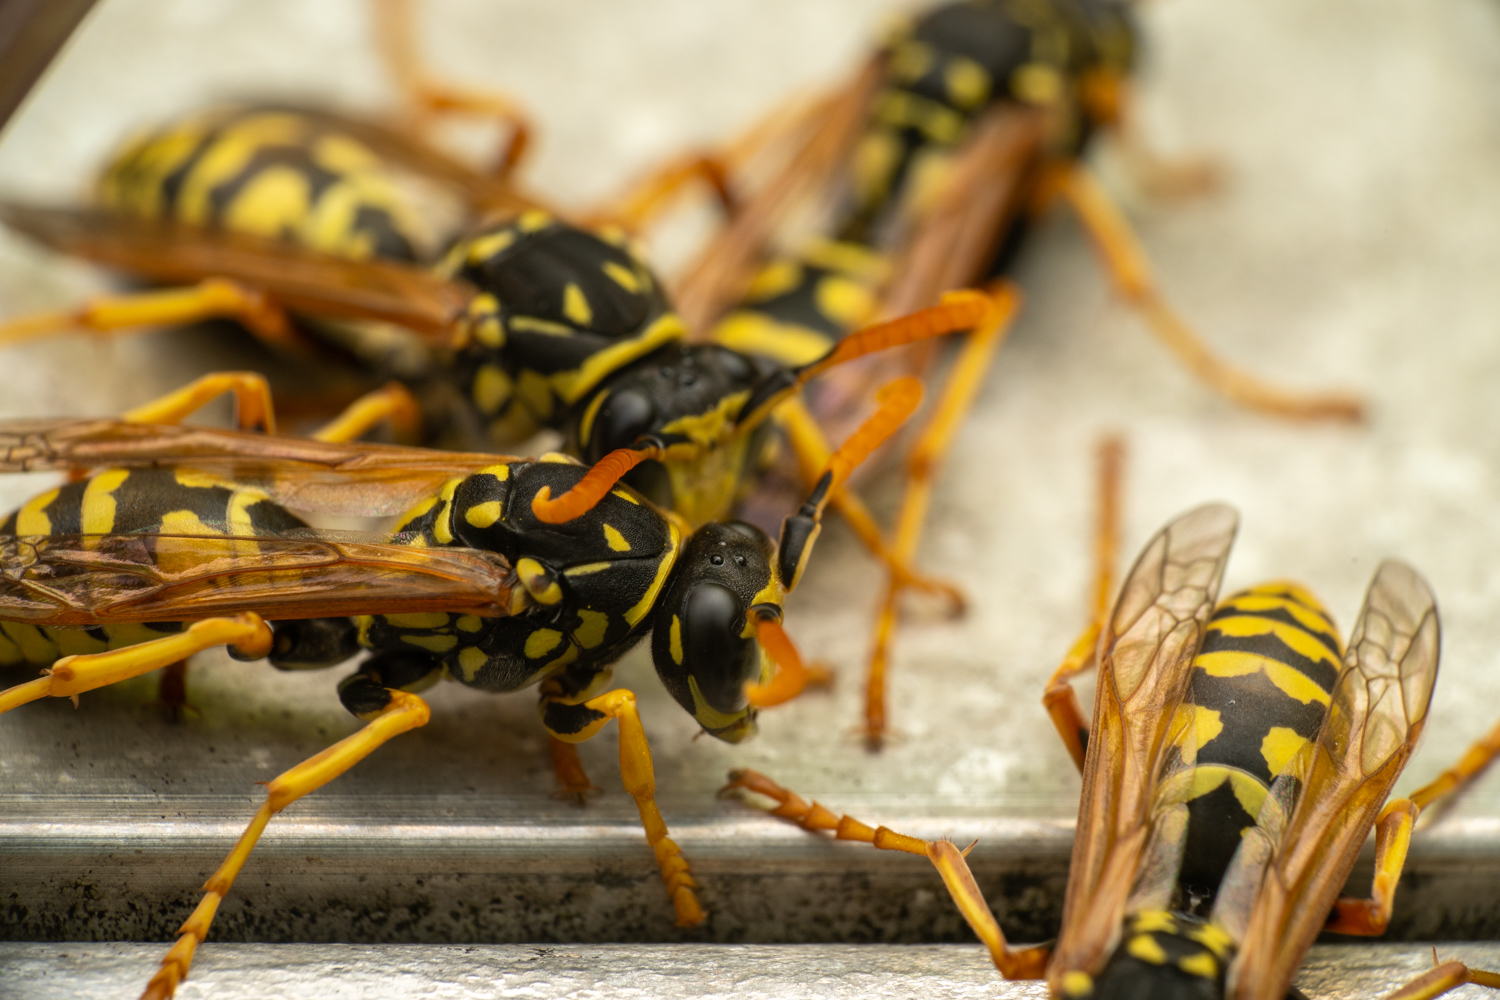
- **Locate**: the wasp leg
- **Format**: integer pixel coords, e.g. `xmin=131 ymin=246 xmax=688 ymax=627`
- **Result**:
xmin=720 ymin=768 xmax=1050 ymax=979
xmin=861 ymin=285 xmax=1018 ymax=749
xmin=371 ymin=0 xmax=531 ymax=178
xmin=1042 ymin=436 xmax=1125 ymax=773
xmin=1409 ymin=715 xmax=1500 ymax=817
xmin=123 ymin=371 xmax=277 ymax=434
xmin=544 ymin=688 xmax=704 ymax=927
xmin=152 ymin=660 xmax=198 ymax=722
xmin=1325 ymin=798 xmax=1420 ymax=936
xmin=1049 ymin=164 xmax=1363 ymax=422
xmin=1107 ymin=81 xmax=1221 ymax=200
xmin=1380 ymin=960 xmax=1500 ymax=1000
xmin=0 ymin=614 xmax=272 ymax=715
xmin=547 ymin=735 xmax=602 ymax=804
xmin=312 ymin=381 xmax=423 ymax=444
xmin=585 ymin=154 xmax=736 ymax=234
xmin=776 ymin=394 xmax=966 ymax=613
xmin=140 ymin=688 xmax=430 ymax=1000
xmin=0 ymin=278 xmax=309 ymax=355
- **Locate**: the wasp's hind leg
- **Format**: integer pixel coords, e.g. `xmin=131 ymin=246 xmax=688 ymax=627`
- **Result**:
xmin=1377 ymin=960 xmax=1500 ymax=1000
xmin=1042 ymin=436 xmax=1124 ymax=773
xmin=0 ymin=614 xmax=272 ymax=715
xmin=0 ymin=278 xmax=310 ymax=356
xmin=720 ymin=768 xmax=1051 ymax=979
xmin=1409 ymin=716 xmax=1500 ymax=820
xmin=141 ymin=686 xmax=431 ymax=1000
xmin=123 ymin=371 xmax=279 ymax=434
xmin=311 ymin=381 xmax=423 ymax=444
xmin=1050 ymin=163 xmax=1363 ymax=422
xmin=860 ymin=285 xmax=1018 ymax=750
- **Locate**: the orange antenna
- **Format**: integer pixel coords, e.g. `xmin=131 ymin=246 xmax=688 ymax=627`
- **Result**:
xmin=826 ymin=376 xmax=923 ymax=496
xmin=531 ymin=445 xmax=664 ymax=523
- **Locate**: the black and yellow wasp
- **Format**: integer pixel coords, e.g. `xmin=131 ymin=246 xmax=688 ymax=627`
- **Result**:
xmin=666 ymin=0 xmax=1365 ymax=745
xmin=0 ymin=369 xmax=919 ymax=1000
xmin=725 ymin=498 xmax=1500 ymax=1000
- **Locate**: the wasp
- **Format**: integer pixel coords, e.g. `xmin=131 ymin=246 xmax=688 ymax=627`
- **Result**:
xmin=0 ymin=366 xmax=920 ymax=999
xmin=661 ymin=0 xmax=1365 ymax=746
xmin=724 ymin=468 xmax=1500 ymax=999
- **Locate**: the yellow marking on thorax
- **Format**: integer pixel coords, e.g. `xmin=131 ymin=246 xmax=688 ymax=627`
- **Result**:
xmin=611 ymin=489 xmax=640 ymax=505
xmin=430 ymin=478 xmax=463 ymax=545
xmin=1194 ymin=650 xmax=1333 ymax=706
xmin=562 ymin=283 xmax=593 ymax=327
xmin=517 ymin=558 xmax=563 ymax=605
xmin=573 ymin=609 xmax=610 ymax=650
xmin=384 ymin=612 xmax=451 ymax=629
xmin=710 ymin=312 xmax=834 ymax=368
xmin=1260 ymin=726 xmax=1310 ymax=779
xmin=1059 ymin=971 xmax=1094 ymax=998
xmin=1130 ymin=911 xmax=1179 ymax=934
xmin=472 ymin=364 xmax=514 ymax=415
xmin=393 ymin=495 xmax=439 ymax=536
xmin=456 ymin=615 xmax=484 ymax=633
xmin=602 ymin=524 xmax=631 ymax=553
xmin=403 ymin=633 xmax=456 ymax=654
xmin=518 ymin=209 xmax=551 ymax=232
xmin=623 ymin=520 xmax=681 ymax=626
xmin=851 ymin=128 xmax=902 ymax=205
xmin=577 ymin=389 xmax=611 ymax=447
xmin=457 ymin=645 xmax=487 ymax=681
xmin=510 ymin=316 xmax=575 ymax=336
xmin=800 ymin=239 xmax=888 ymax=281
xmin=15 ymin=487 xmax=59 ymax=535
xmin=944 ymin=56 xmax=992 ymax=109
xmin=81 ymin=469 xmax=131 ymax=535
xmin=814 ymin=274 xmax=877 ymax=329
xmin=745 ymin=259 xmax=803 ymax=302
xmin=460 ymin=228 xmax=517 ymax=267
xmin=549 ymin=312 xmax=687 ymax=405
xmin=669 ymin=615 xmax=684 ymax=664
xmin=564 ymin=561 xmax=613 ymax=577
xmin=1178 ymin=951 xmax=1219 ymax=979
xmin=1186 ymin=922 xmax=1236 ymax=958
xmin=524 ymin=628 xmax=564 ymax=659
xmin=660 ymin=390 xmax=752 ymax=448
xmin=1126 ymin=935 xmax=1168 ymax=965
xmin=602 ymin=260 xmax=640 ymax=292
xmin=465 ymin=501 xmax=504 ymax=529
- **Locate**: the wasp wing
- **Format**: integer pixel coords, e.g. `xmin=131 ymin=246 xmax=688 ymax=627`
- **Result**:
xmin=0 ymin=419 xmax=521 ymax=517
xmin=1223 ymin=560 xmax=1438 ymax=1000
xmin=0 ymin=203 xmax=474 ymax=342
xmin=673 ymin=60 xmax=881 ymax=336
xmin=0 ymin=529 xmax=516 ymax=626
xmin=1047 ymin=503 xmax=1238 ymax=990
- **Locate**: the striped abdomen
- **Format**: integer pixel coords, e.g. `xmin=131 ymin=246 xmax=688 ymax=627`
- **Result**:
xmin=0 ymin=467 xmax=306 ymax=667
xmin=97 ymin=106 xmax=440 ymax=262
xmin=1173 ymin=582 xmax=1343 ymax=913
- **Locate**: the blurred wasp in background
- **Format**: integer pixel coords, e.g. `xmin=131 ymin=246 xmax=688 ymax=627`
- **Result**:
xmin=725 ymin=443 xmax=1500 ymax=999
xmin=0 ymin=366 xmax=921 ymax=998
xmin=653 ymin=0 xmax=1363 ymax=747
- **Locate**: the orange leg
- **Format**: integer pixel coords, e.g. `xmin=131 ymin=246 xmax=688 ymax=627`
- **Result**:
xmin=0 ymin=278 xmax=308 ymax=355
xmin=1054 ymin=164 xmax=1363 ymax=422
xmin=371 ymin=0 xmax=532 ymax=178
xmin=585 ymin=154 xmax=736 ymax=234
xmin=311 ymin=381 xmax=423 ymax=444
xmin=1409 ymin=715 xmax=1500 ymax=816
xmin=1041 ymin=436 xmax=1124 ymax=773
xmin=547 ymin=734 xmax=601 ymax=804
xmin=1325 ymin=798 xmax=1418 ymax=936
xmin=140 ymin=690 xmax=430 ymax=1000
xmin=551 ymin=688 xmax=704 ymax=927
xmin=1382 ymin=960 xmax=1500 ymax=1000
xmin=862 ymin=285 xmax=1018 ymax=749
xmin=0 ymin=615 xmax=272 ymax=716
xmin=123 ymin=370 xmax=278 ymax=434
xmin=721 ymin=768 xmax=1051 ymax=979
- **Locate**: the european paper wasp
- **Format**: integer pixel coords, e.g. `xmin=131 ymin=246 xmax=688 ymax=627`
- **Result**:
xmin=666 ymin=0 xmax=1364 ymax=746
xmin=0 ymin=368 xmax=920 ymax=999
xmin=725 ymin=452 xmax=1500 ymax=998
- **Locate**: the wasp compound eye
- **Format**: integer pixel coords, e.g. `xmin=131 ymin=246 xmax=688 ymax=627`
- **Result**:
xmin=588 ymin=387 xmax=656 ymax=458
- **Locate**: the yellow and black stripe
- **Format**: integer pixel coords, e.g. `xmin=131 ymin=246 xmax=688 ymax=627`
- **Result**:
xmin=1172 ymin=582 xmax=1343 ymax=912
xmin=1061 ymin=909 xmax=1234 ymax=999
xmin=0 ymin=466 xmax=306 ymax=668
xmin=98 ymin=106 xmax=439 ymax=263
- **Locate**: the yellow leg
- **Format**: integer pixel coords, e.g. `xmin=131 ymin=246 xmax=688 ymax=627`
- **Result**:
xmin=1410 ymin=715 xmax=1500 ymax=815
xmin=547 ymin=734 xmax=601 ymax=803
xmin=862 ymin=285 xmax=1018 ymax=749
xmin=0 ymin=278 xmax=306 ymax=354
xmin=552 ymin=688 xmax=704 ymax=927
xmin=312 ymin=381 xmax=423 ymax=444
xmin=1325 ymin=798 xmax=1418 ymax=936
xmin=1041 ymin=436 xmax=1124 ymax=773
xmin=1104 ymin=78 xmax=1222 ymax=200
xmin=140 ymin=689 xmax=430 ymax=1000
xmin=1383 ymin=961 xmax=1500 ymax=1000
xmin=371 ymin=0 xmax=532 ymax=177
xmin=777 ymin=394 xmax=966 ymax=613
xmin=124 ymin=371 xmax=277 ymax=434
xmin=1054 ymin=164 xmax=1363 ymax=422
xmin=0 ymin=614 xmax=272 ymax=715
xmin=720 ymin=768 xmax=1051 ymax=979
xmin=585 ymin=154 xmax=735 ymax=234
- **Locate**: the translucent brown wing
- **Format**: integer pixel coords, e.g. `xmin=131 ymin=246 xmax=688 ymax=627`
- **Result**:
xmin=1225 ymin=560 xmax=1439 ymax=1000
xmin=0 ymin=419 xmax=522 ymax=516
xmin=267 ymin=105 xmax=546 ymax=216
xmin=877 ymin=104 xmax=1047 ymax=319
xmin=0 ymin=203 xmax=473 ymax=342
xmin=672 ymin=59 xmax=881 ymax=336
xmin=1047 ymin=503 xmax=1239 ymax=992
xmin=0 ymin=530 xmax=516 ymax=626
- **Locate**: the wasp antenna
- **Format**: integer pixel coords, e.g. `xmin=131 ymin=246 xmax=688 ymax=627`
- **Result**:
xmin=825 ymin=376 xmax=923 ymax=495
xmin=531 ymin=445 xmax=663 ymax=524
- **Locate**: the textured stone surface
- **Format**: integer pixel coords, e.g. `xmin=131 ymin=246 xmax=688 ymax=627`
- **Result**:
xmin=1 ymin=0 xmax=1499 ymax=955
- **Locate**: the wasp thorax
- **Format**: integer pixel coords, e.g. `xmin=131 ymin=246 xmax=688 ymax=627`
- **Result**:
xmin=651 ymin=521 xmax=778 ymax=742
